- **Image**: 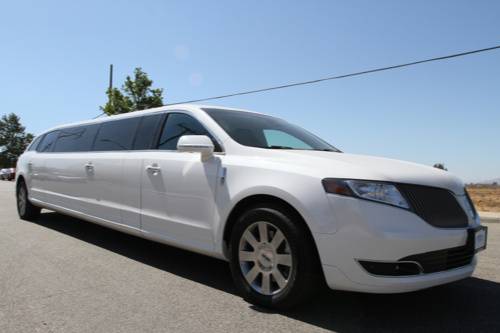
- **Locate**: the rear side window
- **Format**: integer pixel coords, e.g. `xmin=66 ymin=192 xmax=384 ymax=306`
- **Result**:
xmin=133 ymin=114 xmax=163 ymax=150
xmin=158 ymin=113 xmax=220 ymax=151
xmin=37 ymin=131 xmax=59 ymax=152
xmin=28 ymin=135 xmax=43 ymax=151
xmin=53 ymin=124 xmax=99 ymax=152
xmin=93 ymin=117 xmax=140 ymax=151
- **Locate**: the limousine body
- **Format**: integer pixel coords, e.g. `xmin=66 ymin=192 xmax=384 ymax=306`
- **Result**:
xmin=16 ymin=104 xmax=487 ymax=308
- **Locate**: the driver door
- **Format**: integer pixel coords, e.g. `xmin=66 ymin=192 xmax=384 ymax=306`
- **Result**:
xmin=140 ymin=113 xmax=221 ymax=252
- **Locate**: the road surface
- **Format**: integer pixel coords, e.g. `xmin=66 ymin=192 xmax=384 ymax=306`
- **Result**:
xmin=1 ymin=180 xmax=499 ymax=332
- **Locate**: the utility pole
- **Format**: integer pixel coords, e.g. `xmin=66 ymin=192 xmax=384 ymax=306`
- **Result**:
xmin=109 ymin=64 xmax=114 ymax=108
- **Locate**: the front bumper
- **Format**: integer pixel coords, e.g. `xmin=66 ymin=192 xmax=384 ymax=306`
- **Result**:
xmin=321 ymin=259 xmax=476 ymax=293
xmin=314 ymin=194 xmax=482 ymax=293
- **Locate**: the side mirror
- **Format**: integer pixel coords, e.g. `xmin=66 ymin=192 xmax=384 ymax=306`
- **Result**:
xmin=177 ymin=135 xmax=214 ymax=161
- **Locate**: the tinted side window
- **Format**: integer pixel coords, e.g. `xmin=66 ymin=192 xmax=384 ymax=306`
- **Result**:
xmin=28 ymin=135 xmax=44 ymax=151
xmin=93 ymin=118 xmax=140 ymax=151
xmin=37 ymin=131 xmax=59 ymax=152
xmin=133 ymin=114 xmax=163 ymax=150
xmin=158 ymin=113 xmax=219 ymax=151
xmin=53 ymin=124 xmax=99 ymax=152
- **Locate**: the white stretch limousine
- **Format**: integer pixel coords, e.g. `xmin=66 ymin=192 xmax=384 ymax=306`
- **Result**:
xmin=16 ymin=105 xmax=487 ymax=308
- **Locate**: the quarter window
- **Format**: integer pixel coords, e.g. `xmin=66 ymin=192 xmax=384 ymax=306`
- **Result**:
xmin=93 ymin=118 xmax=140 ymax=151
xmin=158 ymin=113 xmax=220 ymax=151
xmin=28 ymin=135 xmax=43 ymax=151
xmin=37 ymin=131 xmax=59 ymax=152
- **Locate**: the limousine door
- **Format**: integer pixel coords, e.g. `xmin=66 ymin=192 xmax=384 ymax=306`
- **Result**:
xmin=43 ymin=125 xmax=99 ymax=211
xmin=140 ymin=153 xmax=220 ymax=252
xmin=26 ymin=152 xmax=46 ymax=202
xmin=140 ymin=113 xmax=220 ymax=252
xmin=28 ymin=131 xmax=60 ymax=202
xmin=85 ymin=118 xmax=141 ymax=227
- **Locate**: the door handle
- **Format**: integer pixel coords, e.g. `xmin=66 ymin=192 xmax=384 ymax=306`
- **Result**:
xmin=146 ymin=164 xmax=161 ymax=173
xmin=85 ymin=162 xmax=94 ymax=170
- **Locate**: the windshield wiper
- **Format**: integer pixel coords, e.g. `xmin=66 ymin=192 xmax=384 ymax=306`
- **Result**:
xmin=267 ymin=145 xmax=295 ymax=150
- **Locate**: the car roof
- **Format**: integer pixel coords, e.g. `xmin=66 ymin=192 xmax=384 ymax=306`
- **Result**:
xmin=40 ymin=104 xmax=262 ymax=135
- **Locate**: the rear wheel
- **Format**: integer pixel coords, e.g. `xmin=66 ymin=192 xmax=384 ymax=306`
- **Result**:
xmin=16 ymin=180 xmax=41 ymax=221
xmin=229 ymin=204 xmax=321 ymax=309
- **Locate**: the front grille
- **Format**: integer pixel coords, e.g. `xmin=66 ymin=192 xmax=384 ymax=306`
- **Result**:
xmin=400 ymin=229 xmax=475 ymax=273
xmin=397 ymin=184 xmax=468 ymax=228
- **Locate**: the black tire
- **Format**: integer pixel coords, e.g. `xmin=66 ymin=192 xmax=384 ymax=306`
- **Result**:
xmin=229 ymin=204 xmax=322 ymax=309
xmin=16 ymin=180 xmax=41 ymax=221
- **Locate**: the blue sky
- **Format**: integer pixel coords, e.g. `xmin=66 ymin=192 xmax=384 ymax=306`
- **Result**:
xmin=1 ymin=0 xmax=499 ymax=182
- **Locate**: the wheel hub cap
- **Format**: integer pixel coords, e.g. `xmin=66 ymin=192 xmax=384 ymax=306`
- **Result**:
xmin=238 ymin=221 xmax=293 ymax=296
xmin=257 ymin=244 xmax=275 ymax=271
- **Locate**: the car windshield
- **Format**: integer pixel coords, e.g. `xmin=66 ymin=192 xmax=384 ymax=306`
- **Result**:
xmin=203 ymin=108 xmax=340 ymax=152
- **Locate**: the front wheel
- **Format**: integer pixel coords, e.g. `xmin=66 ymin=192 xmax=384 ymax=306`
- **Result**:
xmin=17 ymin=180 xmax=41 ymax=221
xmin=229 ymin=205 xmax=321 ymax=309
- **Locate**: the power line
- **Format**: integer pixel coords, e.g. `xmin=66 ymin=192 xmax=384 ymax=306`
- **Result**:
xmin=95 ymin=44 xmax=500 ymax=118
xmin=169 ymin=45 xmax=500 ymax=104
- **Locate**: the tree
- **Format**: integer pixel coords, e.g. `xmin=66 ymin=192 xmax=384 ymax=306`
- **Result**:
xmin=0 ymin=113 xmax=34 ymax=167
xmin=433 ymin=163 xmax=448 ymax=171
xmin=100 ymin=68 xmax=164 ymax=115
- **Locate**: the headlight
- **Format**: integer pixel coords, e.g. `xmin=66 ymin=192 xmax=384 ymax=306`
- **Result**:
xmin=322 ymin=179 xmax=410 ymax=209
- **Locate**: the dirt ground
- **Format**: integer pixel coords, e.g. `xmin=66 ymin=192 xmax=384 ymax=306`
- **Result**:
xmin=467 ymin=185 xmax=500 ymax=212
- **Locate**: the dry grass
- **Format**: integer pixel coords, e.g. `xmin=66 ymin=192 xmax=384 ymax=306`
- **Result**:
xmin=466 ymin=185 xmax=500 ymax=212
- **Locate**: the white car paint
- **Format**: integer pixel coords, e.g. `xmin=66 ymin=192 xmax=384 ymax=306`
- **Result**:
xmin=16 ymin=104 xmax=483 ymax=293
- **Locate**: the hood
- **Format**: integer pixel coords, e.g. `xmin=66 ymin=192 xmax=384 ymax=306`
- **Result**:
xmin=262 ymin=150 xmax=465 ymax=195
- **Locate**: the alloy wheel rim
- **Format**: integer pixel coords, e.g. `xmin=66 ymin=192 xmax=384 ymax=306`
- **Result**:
xmin=18 ymin=186 xmax=26 ymax=215
xmin=238 ymin=221 xmax=293 ymax=296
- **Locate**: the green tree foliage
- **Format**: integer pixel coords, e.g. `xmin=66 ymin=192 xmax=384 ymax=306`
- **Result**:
xmin=433 ymin=163 xmax=448 ymax=171
xmin=100 ymin=68 xmax=164 ymax=115
xmin=0 ymin=113 xmax=34 ymax=167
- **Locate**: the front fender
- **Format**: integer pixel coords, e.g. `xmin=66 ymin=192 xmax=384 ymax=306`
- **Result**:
xmin=212 ymin=168 xmax=338 ymax=257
